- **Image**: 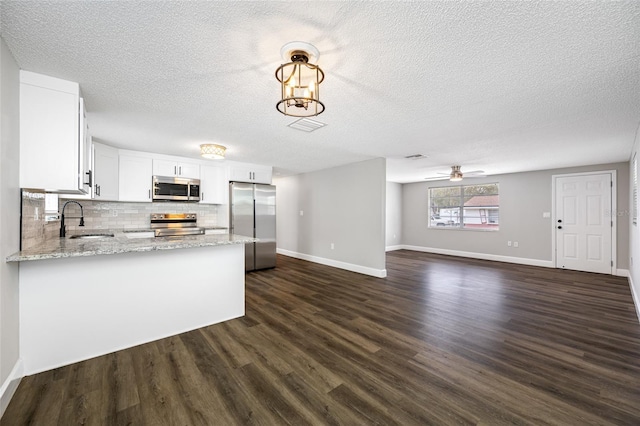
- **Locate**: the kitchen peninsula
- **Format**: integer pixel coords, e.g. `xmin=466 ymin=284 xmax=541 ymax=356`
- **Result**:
xmin=7 ymin=232 xmax=255 ymax=375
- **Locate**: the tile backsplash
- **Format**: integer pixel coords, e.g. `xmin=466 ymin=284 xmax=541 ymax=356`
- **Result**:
xmin=21 ymin=191 xmax=58 ymax=248
xmin=21 ymin=190 xmax=227 ymax=250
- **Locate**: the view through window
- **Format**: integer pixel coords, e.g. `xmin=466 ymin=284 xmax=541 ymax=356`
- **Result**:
xmin=429 ymin=183 xmax=499 ymax=230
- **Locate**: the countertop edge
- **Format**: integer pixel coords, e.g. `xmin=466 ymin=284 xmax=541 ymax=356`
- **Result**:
xmin=6 ymin=233 xmax=257 ymax=263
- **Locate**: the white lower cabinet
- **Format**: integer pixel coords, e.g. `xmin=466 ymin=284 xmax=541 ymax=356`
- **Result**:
xmin=200 ymin=165 xmax=228 ymax=204
xmin=93 ymin=142 xmax=119 ymax=201
xmin=119 ymin=153 xmax=153 ymax=202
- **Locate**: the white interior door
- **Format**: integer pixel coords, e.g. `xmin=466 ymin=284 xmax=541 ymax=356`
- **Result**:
xmin=555 ymin=173 xmax=612 ymax=274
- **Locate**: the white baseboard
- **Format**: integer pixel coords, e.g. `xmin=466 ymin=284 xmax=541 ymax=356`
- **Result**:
xmin=385 ymin=245 xmax=403 ymax=252
xmin=629 ymin=274 xmax=640 ymax=324
xmin=399 ymin=245 xmax=555 ymax=268
xmin=0 ymin=359 xmax=23 ymax=419
xmin=616 ymin=268 xmax=630 ymax=277
xmin=277 ymin=248 xmax=387 ymax=278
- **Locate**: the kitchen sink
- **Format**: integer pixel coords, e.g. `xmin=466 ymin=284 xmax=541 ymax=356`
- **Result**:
xmin=69 ymin=233 xmax=115 ymax=239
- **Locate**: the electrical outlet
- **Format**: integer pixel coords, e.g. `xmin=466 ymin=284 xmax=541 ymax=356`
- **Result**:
xmin=507 ymin=241 xmax=512 ymax=247
xmin=112 ymin=210 xmax=118 ymax=217
xmin=330 ymin=243 xmax=335 ymax=250
xmin=299 ymin=210 xmax=304 ymax=216
xmin=514 ymin=241 xmax=519 ymax=248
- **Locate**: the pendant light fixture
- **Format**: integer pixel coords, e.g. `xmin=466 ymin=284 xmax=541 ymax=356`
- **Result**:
xmin=200 ymin=144 xmax=226 ymax=160
xmin=275 ymin=41 xmax=325 ymax=117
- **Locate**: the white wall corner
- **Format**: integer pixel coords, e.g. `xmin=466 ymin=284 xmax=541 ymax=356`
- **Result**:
xmin=277 ymin=248 xmax=387 ymax=278
xmin=0 ymin=359 xmax=23 ymax=419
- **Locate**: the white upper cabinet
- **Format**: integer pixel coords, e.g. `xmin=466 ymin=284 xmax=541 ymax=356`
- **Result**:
xmin=200 ymin=165 xmax=229 ymax=204
xmin=228 ymin=163 xmax=272 ymax=184
xmin=153 ymin=159 xmax=200 ymax=179
xmin=93 ymin=142 xmax=119 ymax=201
xmin=20 ymin=71 xmax=89 ymax=193
xmin=79 ymin=98 xmax=92 ymax=193
xmin=119 ymin=152 xmax=153 ymax=202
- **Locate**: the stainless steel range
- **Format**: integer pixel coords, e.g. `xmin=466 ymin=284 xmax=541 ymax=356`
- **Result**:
xmin=150 ymin=213 xmax=205 ymax=237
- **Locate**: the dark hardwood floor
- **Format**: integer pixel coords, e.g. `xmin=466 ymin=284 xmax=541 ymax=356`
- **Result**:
xmin=3 ymin=251 xmax=640 ymax=425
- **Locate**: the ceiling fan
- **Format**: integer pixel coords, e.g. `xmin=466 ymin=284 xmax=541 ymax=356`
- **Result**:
xmin=424 ymin=165 xmax=485 ymax=182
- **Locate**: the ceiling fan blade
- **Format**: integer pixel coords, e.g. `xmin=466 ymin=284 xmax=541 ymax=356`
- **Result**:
xmin=426 ymin=167 xmax=486 ymax=181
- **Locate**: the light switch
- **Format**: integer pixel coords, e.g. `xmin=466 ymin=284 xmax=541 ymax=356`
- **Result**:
xmin=542 ymin=212 xmax=551 ymax=218
xmin=299 ymin=210 xmax=304 ymax=216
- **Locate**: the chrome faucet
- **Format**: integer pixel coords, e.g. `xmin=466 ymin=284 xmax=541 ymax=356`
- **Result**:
xmin=60 ymin=200 xmax=85 ymax=237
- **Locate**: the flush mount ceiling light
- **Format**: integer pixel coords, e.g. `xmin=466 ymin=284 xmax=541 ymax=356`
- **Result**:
xmin=200 ymin=144 xmax=226 ymax=160
xmin=275 ymin=41 xmax=325 ymax=117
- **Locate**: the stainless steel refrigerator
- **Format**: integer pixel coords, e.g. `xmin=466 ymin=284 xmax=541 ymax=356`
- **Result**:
xmin=229 ymin=182 xmax=276 ymax=271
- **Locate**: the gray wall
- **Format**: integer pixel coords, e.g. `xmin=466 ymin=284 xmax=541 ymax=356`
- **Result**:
xmin=386 ymin=181 xmax=402 ymax=249
xmin=275 ymin=158 xmax=386 ymax=274
xmin=402 ymin=162 xmax=629 ymax=268
xmin=0 ymin=36 xmax=21 ymax=409
xmin=628 ymin=123 xmax=640 ymax=316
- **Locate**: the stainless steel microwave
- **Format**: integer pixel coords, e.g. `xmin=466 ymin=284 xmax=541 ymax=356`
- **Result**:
xmin=152 ymin=176 xmax=200 ymax=202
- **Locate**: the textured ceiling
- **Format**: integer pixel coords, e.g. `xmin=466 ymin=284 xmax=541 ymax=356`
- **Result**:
xmin=1 ymin=1 xmax=639 ymax=183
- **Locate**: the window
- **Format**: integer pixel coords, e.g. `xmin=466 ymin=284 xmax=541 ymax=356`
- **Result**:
xmin=429 ymin=183 xmax=499 ymax=230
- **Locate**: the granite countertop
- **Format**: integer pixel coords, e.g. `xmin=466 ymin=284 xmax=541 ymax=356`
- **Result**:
xmin=6 ymin=230 xmax=256 ymax=262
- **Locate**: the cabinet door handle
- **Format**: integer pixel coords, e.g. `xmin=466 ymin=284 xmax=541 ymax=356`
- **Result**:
xmin=85 ymin=170 xmax=92 ymax=187
xmin=174 ymin=166 xmax=177 ymax=175
xmin=148 ymin=189 xmax=151 ymax=199
xmin=179 ymin=166 xmax=182 ymax=175
xmin=201 ymin=192 xmax=204 ymax=201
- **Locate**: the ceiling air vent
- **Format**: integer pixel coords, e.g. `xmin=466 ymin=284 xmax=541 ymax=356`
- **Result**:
xmin=404 ymin=154 xmax=427 ymax=160
xmin=287 ymin=117 xmax=327 ymax=132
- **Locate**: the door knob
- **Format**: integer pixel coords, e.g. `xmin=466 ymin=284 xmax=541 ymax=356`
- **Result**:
xmin=557 ymin=219 xmax=562 ymax=223
xmin=557 ymin=226 xmax=562 ymax=229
